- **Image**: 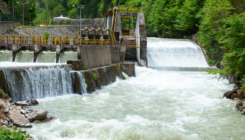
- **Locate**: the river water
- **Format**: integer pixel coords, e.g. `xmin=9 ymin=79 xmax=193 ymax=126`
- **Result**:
xmin=25 ymin=38 xmax=245 ymax=140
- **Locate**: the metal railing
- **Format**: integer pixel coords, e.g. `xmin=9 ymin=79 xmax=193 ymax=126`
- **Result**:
xmin=0 ymin=35 xmax=111 ymax=46
xmin=122 ymin=37 xmax=141 ymax=48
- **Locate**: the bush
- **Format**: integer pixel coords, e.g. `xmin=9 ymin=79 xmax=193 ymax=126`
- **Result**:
xmin=0 ymin=126 xmax=30 ymax=140
xmin=82 ymin=66 xmax=88 ymax=70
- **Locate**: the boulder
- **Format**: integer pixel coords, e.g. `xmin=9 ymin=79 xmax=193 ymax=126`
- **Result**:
xmin=7 ymin=107 xmax=32 ymax=128
xmin=29 ymin=110 xmax=47 ymax=121
xmin=26 ymin=99 xmax=39 ymax=106
xmin=223 ymin=89 xmax=237 ymax=99
xmin=0 ymin=99 xmax=9 ymax=113
xmin=40 ymin=115 xmax=56 ymax=123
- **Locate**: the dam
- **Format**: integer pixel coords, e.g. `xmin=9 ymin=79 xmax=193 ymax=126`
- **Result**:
xmin=0 ymin=8 xmax=243 ymax=140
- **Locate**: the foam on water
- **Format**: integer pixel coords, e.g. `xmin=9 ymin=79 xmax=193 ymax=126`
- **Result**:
xmin=15 ymin=50 xmax=34 ymax=63
xmin=59 ymin=51 xmax=77 ymax=63
xmin=36 ymin=51 xmax=56 ymax=63
xmin=0 ymin=50 xmax=12 ymax=62
xmin=26 ymin=66 xmax=245 ymax=140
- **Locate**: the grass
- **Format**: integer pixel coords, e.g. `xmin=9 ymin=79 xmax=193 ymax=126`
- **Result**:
xmin=0 ymin=126 xmax=29 ymax=140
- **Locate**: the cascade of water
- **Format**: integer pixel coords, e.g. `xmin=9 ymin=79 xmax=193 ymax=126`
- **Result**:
xmin=15 ymin=50 xmax=34 ymax=63
xmin=147 ymin=38 xmax=209 ymax=68
xmin=77 ymin=72 xmax=87 ymax=93
xmin=36 ymin=51 xmax=56 ymax=63
xmin=59 ymin=51 xmax=77 ymax=63
xmin=3 ymin=66 xmax=73 ymax=101
xmin=0 ymin=50 xmax=12 ymax=62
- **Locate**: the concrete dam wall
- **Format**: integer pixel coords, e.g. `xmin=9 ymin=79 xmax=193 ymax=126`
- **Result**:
xmin=0 ymin=63 xmax=135 ymax=101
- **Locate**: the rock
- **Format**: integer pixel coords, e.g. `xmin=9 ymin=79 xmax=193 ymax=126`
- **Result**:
xmin=224 ymin=89 xmax=237 ymax=99
xmin=0 ymin=118 xmax=8 ymax=126
xmin=233 ymin=98 xmax=239 ymax=103
xmin=237 ymin=90 xmax=245 ymax=100
xmin=40 ymin=115 xmax=56 ymax=123
xmin=32 ymin=120 xmax=41 ymax=123
xmin=21 ymin=109 xmax=26 ymax=114
xmin=7 ymin=107 xmax=32 ymax=128
xmin=231 ymin=93 xmax=238 ymax=99
xmin=29 ymin=110 xmax=47 ymax=121
xmin=0 ymin=99 xmax=10 ymax=113
xmin=26 ymin=99 xmax=39 ymax=106
xmin=14 ymin=102 xmax=28 ymax=108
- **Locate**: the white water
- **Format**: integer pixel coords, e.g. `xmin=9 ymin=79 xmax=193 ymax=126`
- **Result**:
xmin=77 ymin=72 xmax=88 ymax=94
xmin=3 ymin=66 xmax=73 ymax=101
xmin=15 ymin=50 xmax=34 ymax=63
xmin=0 ymin=50 xmax=12 ymax=62
xmin=25 ymin=38 xmax=245 ymax=140
xmin=36 ymin=51 xmax=56 ymax=63
xmin=59 ymin=51 xmax=77 ymax=63
xmin=147 ymin=38 xmax=209 ymax=67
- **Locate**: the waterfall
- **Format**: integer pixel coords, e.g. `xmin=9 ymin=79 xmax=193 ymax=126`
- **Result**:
xmin=15 ymin=50 xmax=34 ymax=63
xmin=147 ymin=38 xmax=209 ymax=68
xmin=3 ymin=66 xmax=73 ymax=101
xmin=0 ymin=50 xmax=12 ymax=62
xmin=77 ymin=72 xmax=87 ymax=94
xmin=36 ymin=51 xmax=56 ymax=63
xmin=59 ymin=51 xmax=77 ymax=63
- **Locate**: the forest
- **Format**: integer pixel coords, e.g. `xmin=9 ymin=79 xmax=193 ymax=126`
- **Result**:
xmin=1 ymin=0 xmax=245 ymax=88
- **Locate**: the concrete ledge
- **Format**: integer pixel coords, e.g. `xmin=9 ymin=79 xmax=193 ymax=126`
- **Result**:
xmin=121 ymin=63 xmax=135 ymax=77
xmin=72 ymin=63 xmax=123 ymax=94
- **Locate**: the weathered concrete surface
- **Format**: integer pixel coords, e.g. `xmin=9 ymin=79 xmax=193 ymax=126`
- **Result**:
xmin=67 ymin=60 xmax=84 ymax=70
xmin=121 ymin=63 xmax=135 ymax=77
xmin=78 ymin=45 xmax=124 ymax=68
xmin=0 ymin=22 xmax=20 ymax=35
xmin=73 ymin=64 xmax=124 ymax=94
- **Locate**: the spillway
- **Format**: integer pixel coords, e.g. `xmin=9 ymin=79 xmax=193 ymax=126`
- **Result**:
xmin=0 ymin=50 xmax=12 ymax=62
xmin=26 ymin=37 xmax=245 ymax=140
xmin=59 ymin=51 xmax=77 ymax=63
xmin=2 ymin=65 xmax=73 ymax=101
xmin=36 ymin=51 xmax=56 ymax=63
xmin=147 ymin=38 xmax=209 ymax=68
xmin=15 ymin=50 xmax=34 ymax=63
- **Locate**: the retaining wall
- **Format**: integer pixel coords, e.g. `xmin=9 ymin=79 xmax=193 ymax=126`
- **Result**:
xmin=0 ymin=22 xmax=20 ymax=35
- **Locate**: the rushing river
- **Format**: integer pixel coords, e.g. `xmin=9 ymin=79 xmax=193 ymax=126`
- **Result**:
xmin=25 ymin=38 xmax=245 ymax=140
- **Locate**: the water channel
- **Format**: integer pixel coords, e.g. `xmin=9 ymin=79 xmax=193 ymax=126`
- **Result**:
xmin=21 ymin=38 xmax=244 ymax=140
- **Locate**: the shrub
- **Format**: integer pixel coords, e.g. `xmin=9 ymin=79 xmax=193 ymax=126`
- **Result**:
xmin=83 ymin=66 xmax=88 ymax=70
xmin=0 ymin=126 xmax=30 ymax=140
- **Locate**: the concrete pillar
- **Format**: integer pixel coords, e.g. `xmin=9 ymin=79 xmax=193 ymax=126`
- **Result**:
xmin=34 ymin=45 xmax=42 ymax=62
xmin=56 ymin=45 xmax=64 ymax=63
xmin=12 ymin=45 xmax=21 ymax=62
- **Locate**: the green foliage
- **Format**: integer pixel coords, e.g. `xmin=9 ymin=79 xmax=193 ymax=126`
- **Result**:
xmin=44 ymin=31 xmax=50 ymax=37
xmin=0 ymin=126 xmax=30 ymax=140
xmin=93 ymin=73 xmax=97 ymax=81
xmin=0 ymin=88 xmax=4 ymax=93
xmin=82 ymin=66 xmax=88 ymax=70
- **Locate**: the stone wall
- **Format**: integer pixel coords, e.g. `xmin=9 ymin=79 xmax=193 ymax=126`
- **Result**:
xmin=0 ymin=22 xmax=20 ymax=35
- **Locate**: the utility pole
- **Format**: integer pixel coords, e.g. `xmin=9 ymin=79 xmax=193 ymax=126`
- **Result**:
xmin=17 ymin=1 xmax=29 ymax=26
xmin=73 ymin=5 xmax=84 ymax=45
